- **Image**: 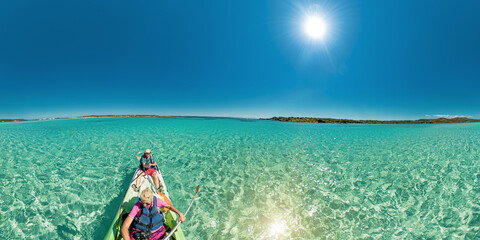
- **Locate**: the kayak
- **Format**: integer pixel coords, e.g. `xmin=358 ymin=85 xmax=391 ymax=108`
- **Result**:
xmin=104 ymin=165 xmax=186 ymax=240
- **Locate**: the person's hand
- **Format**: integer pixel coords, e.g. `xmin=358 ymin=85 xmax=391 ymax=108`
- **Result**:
xmin=178 ymin=213 xmax=186 ymax=223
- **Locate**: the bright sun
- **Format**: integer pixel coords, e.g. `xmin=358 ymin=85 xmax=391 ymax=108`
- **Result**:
xmin=303 ymin=15 xmax=327 ymax=40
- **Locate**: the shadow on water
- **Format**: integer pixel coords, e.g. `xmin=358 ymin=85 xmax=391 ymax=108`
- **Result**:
xmin=92 ymin=167 xmax=136 ymax=240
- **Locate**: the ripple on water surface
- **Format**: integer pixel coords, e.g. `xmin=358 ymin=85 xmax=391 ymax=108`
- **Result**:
xmin=0 ymin=118 xmax=479 ymax=239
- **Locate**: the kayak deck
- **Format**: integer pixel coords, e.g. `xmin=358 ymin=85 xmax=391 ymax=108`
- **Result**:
xmin=104 ymin=167 xmax=186 ymax=240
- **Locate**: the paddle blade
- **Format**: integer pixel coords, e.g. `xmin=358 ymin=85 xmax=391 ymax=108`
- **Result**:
xmin=193 ymin=185 xmax=200 ymax=200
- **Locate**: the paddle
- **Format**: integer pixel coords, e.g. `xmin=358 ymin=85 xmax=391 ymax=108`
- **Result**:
xmin=164 ymin=185 xmax=200 ymax=240
xmin=129 ymin=156 xmax=147 ymax=190
xmin=131 ymin=168 xmax=144 ymax=184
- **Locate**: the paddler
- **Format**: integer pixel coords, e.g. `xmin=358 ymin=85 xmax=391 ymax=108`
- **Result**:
xmin=121 ymin=188 xmax=185 ymax=240
xmin=132 ymin=149 xmax=161 ymax=191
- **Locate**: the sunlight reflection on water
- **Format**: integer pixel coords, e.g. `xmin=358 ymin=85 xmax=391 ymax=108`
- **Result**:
xmin=265 ymin=219 xmax=289 ymax=239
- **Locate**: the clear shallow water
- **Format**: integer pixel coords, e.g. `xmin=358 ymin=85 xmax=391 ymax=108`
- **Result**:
xmin=0 ymin=117 xmax=479 ymax=239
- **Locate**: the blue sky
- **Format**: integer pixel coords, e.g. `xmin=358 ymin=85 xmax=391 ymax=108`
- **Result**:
xmin=1 ymin=0 xmax=479 ymax=120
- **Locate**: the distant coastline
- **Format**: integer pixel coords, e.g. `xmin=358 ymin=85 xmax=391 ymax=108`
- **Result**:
xmin=71 ymin=115 xmax=176 ymax=119
xmin=0 ymin=115 xmax=170 ymax=123
xmin=266 ymin=116 xmax=480 ymax=124
xmin=0 ymin=119 xmax=26 ymax=123
xmin=0 ymin=115 xmax=234 ymax=123
xmin=2 ymin=115 xmax=480 ymax=124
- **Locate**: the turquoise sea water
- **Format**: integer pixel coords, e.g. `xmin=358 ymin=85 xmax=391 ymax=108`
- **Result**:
xmin=0 ymin=117 xmax=479 ymax=239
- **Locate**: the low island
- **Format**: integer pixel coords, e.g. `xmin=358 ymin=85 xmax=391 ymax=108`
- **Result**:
xmin=267 ymin=116 xmax=480 ymax=124
xmin=0 ymin=119 xmax=26 ymax=123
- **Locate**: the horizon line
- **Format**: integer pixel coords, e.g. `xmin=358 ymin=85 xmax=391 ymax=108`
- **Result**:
xmin=1 ymin=114 xmax=478 ymax=122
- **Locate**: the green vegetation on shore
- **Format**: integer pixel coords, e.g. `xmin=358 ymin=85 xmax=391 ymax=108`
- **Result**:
xmin=268 ymin=117 xmax=480 ymax=124
xmin=0 ymin=119 xmax=26 ymax=122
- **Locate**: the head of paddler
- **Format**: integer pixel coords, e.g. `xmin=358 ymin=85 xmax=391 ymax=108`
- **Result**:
xmin=143 ymin=149 xmax=152 ymax=158
xmin=140 ymin=188 xmax=153 ymax=207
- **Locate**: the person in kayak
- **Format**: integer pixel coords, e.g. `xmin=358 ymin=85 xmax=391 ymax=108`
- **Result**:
xmin=132 ymin=149 xmax=161 ymax=191
xmin=121 ymin=188 xmax=186 ymax=240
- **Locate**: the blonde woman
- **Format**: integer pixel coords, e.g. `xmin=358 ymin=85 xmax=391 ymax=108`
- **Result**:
xmin=121 ymin=188 xmax=185 ymax=240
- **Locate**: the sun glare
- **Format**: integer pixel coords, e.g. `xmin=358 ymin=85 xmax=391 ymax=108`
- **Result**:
xmin=304 ymin=15 xmax=327 ymax=40
xmin=267 ymin=220 xmax=288 ymax=238
xmin=286 ymin=2 xmax=337 ymax=54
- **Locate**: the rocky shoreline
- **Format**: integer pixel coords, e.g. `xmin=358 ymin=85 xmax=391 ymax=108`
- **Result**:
xmin=266 ymin=116 xmax=480 ymax=124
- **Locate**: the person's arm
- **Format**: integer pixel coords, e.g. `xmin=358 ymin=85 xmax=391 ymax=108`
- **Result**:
xmin=151 ymin=155 xmax=157 ymax=166
xmin=122 ymin=202 xmax=141 ymax=239
xmin=121 ymin=216 xmax=134 ymax=240
xmin=141 ymin=157 xmax=149 ymax=168
xmin=137 ymin=156 xmax=148 ymax=169
xmin=164 ymin=204 xmax=186 ymax=223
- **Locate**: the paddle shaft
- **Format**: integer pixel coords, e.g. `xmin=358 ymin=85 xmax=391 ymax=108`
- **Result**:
xmin=131 ymin=169 xmax=144 ymax=183
xmin=164 ymin=185 xmax=200 ymax=240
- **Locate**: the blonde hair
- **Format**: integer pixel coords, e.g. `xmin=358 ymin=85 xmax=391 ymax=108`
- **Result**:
xmin=140 ymin=188 xmax=153 ymax=203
